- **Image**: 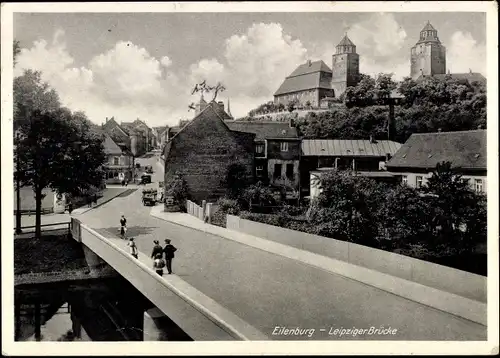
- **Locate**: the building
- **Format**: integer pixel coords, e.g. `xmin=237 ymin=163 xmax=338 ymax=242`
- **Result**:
xmin=225 ymin=120 xmax=301 ymax=199
xmin=121 ymin=118 xmax=154 ymax=153
xmin=163 ymin=104 xmax=255 ymax=203
xmin=102 ymin=133 xmax=134 ymax=184
xmin=331 ymin=34 xmax=360 ymax=98
xmin=102 ymin=117 xmax=148 ymax=157
xmin=386 ymin=130 xmax=486 ymax=193
xmin=411 ymin=21 xmax=446 ymax=80
xmin=302 ymin=138 xmax=402 ymax=198
xmin=411 ymin=22 xmax=486 ymax=85
xmin=274 ymin=35 xmax=359 ymax=108
xmin=152 ymin=126 xmax=168 ymax=149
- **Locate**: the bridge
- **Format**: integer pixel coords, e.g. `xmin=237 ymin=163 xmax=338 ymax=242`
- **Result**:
xmin=65 ymin=154 xmax=486 ymax=341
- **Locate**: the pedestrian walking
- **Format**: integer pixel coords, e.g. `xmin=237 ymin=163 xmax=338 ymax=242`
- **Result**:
xmin=151 ymin=240 xmax=163 ymax=258
xmin=68 ymin=201 xmax=73 ymax=214
xmin=87 ymin=196 xmax=92 ymax=208
xmin=93 ymin=194 xmax=98 ymax=206
xmin=153 ymin=253 xmax=166 ymax=276
xmin=120 ymin=215 xmax=127 ymax=238
xmin=163 ymin=239 xmax=177 ymax=275
xmin=128 ymin=237 xmax=138 ymax=259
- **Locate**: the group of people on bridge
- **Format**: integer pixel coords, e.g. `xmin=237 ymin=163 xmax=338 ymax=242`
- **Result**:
xmin=119 ymin=215 xmax=178 ymax=277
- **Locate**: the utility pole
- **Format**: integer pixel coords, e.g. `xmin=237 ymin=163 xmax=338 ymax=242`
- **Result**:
xmin=15 ymin=132 xmax=22 ymax=234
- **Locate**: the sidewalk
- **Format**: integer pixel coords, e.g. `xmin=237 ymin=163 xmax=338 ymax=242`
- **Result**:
xmin=150 ymin=206 xmax=487 ymax=326
xmin=72 ymin=188 xmax=134 ymax=215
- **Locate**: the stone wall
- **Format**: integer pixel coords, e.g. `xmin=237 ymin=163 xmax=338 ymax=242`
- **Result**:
xmin=225 ymin=215 xmax=487 ymax=303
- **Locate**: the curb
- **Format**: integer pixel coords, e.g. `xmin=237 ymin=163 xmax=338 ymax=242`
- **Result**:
xmin=78 ymin=220 xmax=268 ymax=341
xmin=150 ymin=206 xmax=487 ymax=327
xmin=72 ymin=188 xmax=133 ymax=215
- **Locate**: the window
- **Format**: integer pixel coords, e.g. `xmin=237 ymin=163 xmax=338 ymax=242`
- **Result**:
xmin=256 ymin=165 xmax=264 ymax=177
xmin=416 ymin=176 xmax=423 ymax=189
xmin=113 ymin=157 xmax=120 ymax=165
xmin=280 ymin=142 xmax=289 ymax=152
xmin=286 ymin=164 xmax=294 ymax=179
xmin=402 ymin=176 xmax=408 ymax=185
xmin=475 ymin=179 xmax=483 ymax=193
xmin=274 ymin=163 xmax=282 ymax=179
xmin=255 ymin=144 xmax=265 ymax=154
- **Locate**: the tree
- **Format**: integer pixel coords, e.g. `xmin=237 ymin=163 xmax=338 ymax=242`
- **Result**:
xmin=223 ymin=162 xmax=250 ymax=199
xmin=308 ymin=170 xmax=383 ymax=246
xmin=241 ymin=181 xmax=277 ymax=210
xmin=14 ymin=40 xmax=21 ymax=66
xmin=14 ymin=70 xmax=61 ymax=129
xmin=422 ymin=161 xmax=486 ymax=253
xmin=15 ymin=109 xmax=106 ymax=239
xmin=165 ymin=173 xmax=189 ymax=210
xmin=287 ymin=99 xmax=298 ymax=113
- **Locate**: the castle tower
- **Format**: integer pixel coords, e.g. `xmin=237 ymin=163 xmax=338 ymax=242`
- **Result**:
xmin=331 ymin=34 xmax=360 ymax=98
xmin=410 ymin=21 xmax=446 ymax=80
xmin=194 ymin=93 xmax=208 ymax=116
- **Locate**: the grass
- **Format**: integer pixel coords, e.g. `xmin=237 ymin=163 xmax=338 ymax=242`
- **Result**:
xmin=15 ymin=235 xmax=89 ymax=275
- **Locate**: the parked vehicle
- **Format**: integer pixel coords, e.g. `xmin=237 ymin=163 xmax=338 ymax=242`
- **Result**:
xmin=142 ymin=189 xmax=157 ymax=206
xmin=141 ymin=174 xmax=152 ymax=184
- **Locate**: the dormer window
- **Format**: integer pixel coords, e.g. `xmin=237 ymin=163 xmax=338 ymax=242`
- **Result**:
xmin=280 ymin=142 xmax=289 ymax=152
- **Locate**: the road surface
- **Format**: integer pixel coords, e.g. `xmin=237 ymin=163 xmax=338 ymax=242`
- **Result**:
xmin=76 ymin=153 xmax=486 ymax=340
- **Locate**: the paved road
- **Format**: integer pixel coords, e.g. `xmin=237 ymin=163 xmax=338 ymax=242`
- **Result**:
xmin=77 ymin=153 xmax=486 ymax=341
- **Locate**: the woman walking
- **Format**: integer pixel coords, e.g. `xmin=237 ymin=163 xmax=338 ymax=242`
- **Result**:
xmin=153 ymin=254 xmax=166 ymax=276
xmin=128 ymin=237 xmax=138 ymax=259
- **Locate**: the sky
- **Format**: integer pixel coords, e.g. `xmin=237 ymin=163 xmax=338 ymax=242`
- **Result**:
xmin=14 ymin=11 xmax=487 ymax=127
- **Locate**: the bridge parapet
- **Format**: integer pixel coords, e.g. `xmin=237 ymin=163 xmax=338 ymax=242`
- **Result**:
xmin=71 ymin=217 xmax=268 ymax=341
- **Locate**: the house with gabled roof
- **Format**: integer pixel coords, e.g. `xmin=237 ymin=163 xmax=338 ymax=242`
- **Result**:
xmin=386 ymin=130 xmax=487 ymax=193
xmin=163 ymin=104 xmax=255 ymax=203
xmin=102 ymin=132 xmax=134 ymax=184
xmin=225 ymin=120 xmax=301 ymax=199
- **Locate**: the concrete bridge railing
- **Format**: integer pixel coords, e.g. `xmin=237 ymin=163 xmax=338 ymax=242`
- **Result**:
xmin=70 ymin=217 xmax=268 ymax=341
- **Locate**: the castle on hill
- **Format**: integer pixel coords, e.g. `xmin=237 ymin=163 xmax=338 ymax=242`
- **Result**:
xmin=273 ymin=22 xmax=486 ymax=109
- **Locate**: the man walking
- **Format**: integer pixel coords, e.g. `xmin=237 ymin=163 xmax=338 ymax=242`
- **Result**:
xmin=163 ymin=239 xmax=177 ymax=275
xmin=150 ymin=240 xmax=163 ymax=259
xmin=120 ymin=215 xmax=127 ymax=238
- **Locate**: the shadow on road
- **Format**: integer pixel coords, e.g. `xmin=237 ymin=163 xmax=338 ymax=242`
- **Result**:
xmin=116 ymin=189 xmax=137 ymax=198
xmin=100 ymin=225 xmax=159 ymax=238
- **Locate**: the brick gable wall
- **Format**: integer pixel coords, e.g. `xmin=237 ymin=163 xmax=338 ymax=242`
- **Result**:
xmin=164 ymin=109 xmax=255 ymax=203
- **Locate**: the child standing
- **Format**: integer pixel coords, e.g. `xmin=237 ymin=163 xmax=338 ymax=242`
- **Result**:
xmin=128 ymin=237 xmax=138 ymax=259
xmin=153 ymin=253 xmax=166 ymax=276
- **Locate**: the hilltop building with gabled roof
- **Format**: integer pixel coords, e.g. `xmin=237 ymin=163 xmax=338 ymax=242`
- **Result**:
xmin=273 ymin=34 xmax=360 ymax=108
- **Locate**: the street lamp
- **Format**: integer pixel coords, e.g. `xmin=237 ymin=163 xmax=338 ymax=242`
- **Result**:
xmin=15 ymin=132 xmax=22 ymax=234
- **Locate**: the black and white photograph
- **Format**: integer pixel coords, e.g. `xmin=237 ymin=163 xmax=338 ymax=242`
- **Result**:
xmin=1 ymin=1 xmax=498 ymax=355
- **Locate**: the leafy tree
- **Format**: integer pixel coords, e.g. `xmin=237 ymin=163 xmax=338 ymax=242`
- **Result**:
xmin=15 ymin=109 xmax=106 ymax=239
xmin=223 ymin=162 xmax=250 ymax=199
xmin=14 ymin=40 xmax=21 ymax=66
xmin=421 ymin=161 xmax=486 ymax=253
xmin=308 ymin=170 xmax=383 ymax=246
xmin=241 ymin=181 xmax=277 ymax=210
xmin=287 ymin=99 xmax=298 ymax=113
xmin=14 ymin=70 xmax=61 ymax=128
xmin=165 ymin=173 xmax=190 ymax=210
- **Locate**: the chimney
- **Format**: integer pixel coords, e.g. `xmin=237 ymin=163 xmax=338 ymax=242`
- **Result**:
xmin=106 ymin=117 xmax=109 ymax=123
xmin=469 ymin=68 xmax=472 ymax=74
xmin=217 ymin=101 xmax=224 ymax=112
xmin=307 ymin=59 xmax=312 ymax=67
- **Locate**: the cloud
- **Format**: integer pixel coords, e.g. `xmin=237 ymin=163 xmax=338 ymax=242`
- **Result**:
xmin=349 ymin=13 xmax=407 ymax=59
xmin=447 ymin=31 xmax=486 ymax=75
xmin=160 ymin=55 xmax=172 ymax=68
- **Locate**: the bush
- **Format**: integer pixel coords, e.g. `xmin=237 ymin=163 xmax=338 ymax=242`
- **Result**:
xmin=210 ymin=197 xmax=241 ymax=227
xmin=165 ymin=173 xmax=189 ymax=211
